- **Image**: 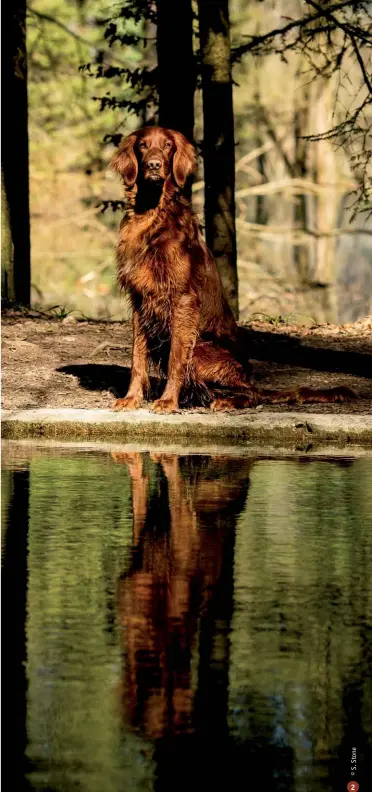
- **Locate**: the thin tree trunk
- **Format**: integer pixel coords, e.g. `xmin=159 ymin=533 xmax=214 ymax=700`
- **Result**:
xmin=1 ymin=168 xmax=15 ymax=300
xmin=2 ymin=0 xmax=31 ymax=306
xmin=156 ymin=0 xmax=195 ymax=142
xmin=293 ymin=81 xmax=314 ymax=283
xmin=308 ymin=78 xmax=339 ymax=322
xmin=198 ymin=0 xmax=238 ymax=318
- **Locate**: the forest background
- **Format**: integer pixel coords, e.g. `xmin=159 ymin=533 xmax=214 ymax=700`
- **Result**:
xmin=3 ymin=0 xmax=372 ymax=324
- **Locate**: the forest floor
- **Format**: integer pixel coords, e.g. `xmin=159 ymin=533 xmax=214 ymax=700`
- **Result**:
xmin=2 ymin=309 xmax=372 ymax=414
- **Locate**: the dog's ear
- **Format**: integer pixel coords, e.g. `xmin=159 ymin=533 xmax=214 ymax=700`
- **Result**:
xmin=110 ymin=133 xmax=138 ymax=188
xmin=171 ymin=131 xmax=197 ymax=188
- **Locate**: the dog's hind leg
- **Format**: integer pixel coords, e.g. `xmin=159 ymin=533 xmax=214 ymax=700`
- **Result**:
xmin=191 ymin=342 xmax=258 ymax=409
xmin=192 ymin=341 xmax=356 ymax=410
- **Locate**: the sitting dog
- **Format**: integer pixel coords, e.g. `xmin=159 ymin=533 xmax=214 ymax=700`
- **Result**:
xmin=111 ymin=126 xmax=354 ymax=412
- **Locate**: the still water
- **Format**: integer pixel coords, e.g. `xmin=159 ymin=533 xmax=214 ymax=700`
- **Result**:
xmin=2 ymin=445 xmax=372 ymax=792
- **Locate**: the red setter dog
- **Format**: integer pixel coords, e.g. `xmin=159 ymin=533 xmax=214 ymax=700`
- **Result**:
xmin=111 ymin=126 xmax=354 ymax=413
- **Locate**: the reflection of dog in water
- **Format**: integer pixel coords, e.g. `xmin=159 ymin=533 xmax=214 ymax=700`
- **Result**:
xmin=112 ymin=452 xmax=252 ymax=740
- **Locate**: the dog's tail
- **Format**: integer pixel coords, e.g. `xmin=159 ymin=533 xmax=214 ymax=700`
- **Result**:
xmin=211 ymin=386 xmax=356 ymax=410
xmin=258 ymin=386 xmax=356 ymax=405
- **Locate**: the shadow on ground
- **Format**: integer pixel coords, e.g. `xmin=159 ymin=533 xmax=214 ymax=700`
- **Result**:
xmin=239 ymin=327 xmax=372 ymax=379
xmin=58 ymin=364 xmax=163 ymax=399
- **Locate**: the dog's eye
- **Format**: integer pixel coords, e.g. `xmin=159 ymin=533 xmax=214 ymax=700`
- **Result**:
xmin=164 ymin=142 xmax=172 ymax=149
xmin=139 ymin=141 xmax=147 ymax=150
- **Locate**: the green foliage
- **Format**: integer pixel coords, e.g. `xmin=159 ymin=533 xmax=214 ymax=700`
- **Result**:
xmin=27 ymin=0 xmax=135 ymax=164
xmin=79 ymin=3 xmax=157 ymax=126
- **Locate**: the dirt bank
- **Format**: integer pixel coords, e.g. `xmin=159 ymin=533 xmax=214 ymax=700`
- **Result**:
xmin=2 ymin=310 xmax=372 ymax=414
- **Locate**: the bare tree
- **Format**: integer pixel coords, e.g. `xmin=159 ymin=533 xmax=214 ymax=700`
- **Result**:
xmin=233 ymin=0 xmax=372 ymax=217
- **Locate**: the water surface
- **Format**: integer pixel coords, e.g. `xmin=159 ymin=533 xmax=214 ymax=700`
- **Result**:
xmin=2 ymin=446 xmax=372 ymax=791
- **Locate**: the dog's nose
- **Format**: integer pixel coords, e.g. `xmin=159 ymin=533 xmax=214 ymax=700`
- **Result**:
xmin=147 ymin=157 xmax=162 ymax=171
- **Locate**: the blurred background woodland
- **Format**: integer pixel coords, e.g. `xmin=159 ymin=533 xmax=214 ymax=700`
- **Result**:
xmin=2 ymin=0 xmax=372 ymax=323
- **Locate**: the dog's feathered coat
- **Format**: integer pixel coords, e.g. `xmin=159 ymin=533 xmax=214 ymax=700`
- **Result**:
xmin=111 ymin=126 xmax=354 ymax=412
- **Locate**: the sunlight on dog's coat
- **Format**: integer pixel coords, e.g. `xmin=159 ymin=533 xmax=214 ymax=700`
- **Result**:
xmin=111 ymin=126 xmax=355 ymax=413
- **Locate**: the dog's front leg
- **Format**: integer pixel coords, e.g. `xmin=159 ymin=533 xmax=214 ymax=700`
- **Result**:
xmin=152 ymin=294 xmax=199 ymax=414
xmin=113 ymin=309 xmax=150 ymax=411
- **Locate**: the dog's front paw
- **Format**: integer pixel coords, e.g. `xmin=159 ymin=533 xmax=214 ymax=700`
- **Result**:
xmin=112 ymin=396 xmax=141 ymax=411
xmin=152 ymin=397 xmax=179 ymax=414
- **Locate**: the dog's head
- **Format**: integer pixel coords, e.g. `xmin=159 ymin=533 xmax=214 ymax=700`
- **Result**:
xmin=110 ymin=126 xmax=196 ymax=189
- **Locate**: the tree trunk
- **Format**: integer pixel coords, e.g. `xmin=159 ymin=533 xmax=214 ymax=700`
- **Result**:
xmin=1 ymin=168 xmax=15 ymax=300
xmin=293 ymin=80 xmax=314 ymax=284
xmin=2 ymin=470 xmax=30 ymax=789
xmin=156 ymin=0 xmax=195 ymax=143
xmin=198 ymin=0 xmax=238 ymax=318
xmin=2 ymin=0 xmax=31 ymax=306
xmin=307 ymin=78 xmax=339 ymax=323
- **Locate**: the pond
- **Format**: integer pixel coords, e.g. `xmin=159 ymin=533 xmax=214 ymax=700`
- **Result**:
xmin=2 ymin=443 xmax=372 ymax=792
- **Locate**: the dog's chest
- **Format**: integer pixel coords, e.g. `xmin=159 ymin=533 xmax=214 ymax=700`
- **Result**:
xmin=118 ymin=223 xmax=189 ymax=298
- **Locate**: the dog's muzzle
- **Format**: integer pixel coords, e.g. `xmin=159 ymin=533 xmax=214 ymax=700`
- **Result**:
xmin=146 ymin=155 xmax=164 ymax=180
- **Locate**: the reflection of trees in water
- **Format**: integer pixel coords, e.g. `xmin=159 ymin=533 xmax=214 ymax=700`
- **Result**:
xmin=2 ymin=469 xmax=31 ymax=790
xmin=229 ymin=458 xmax=372 ymax=791
xmin=116 ymin=454 xmax=372 ymax=792
xmin=334 ymin=491 xmax=372 ymax=792
xmin=13 ymin=454 xmax=135 ymax=792
xmin=2 ymin=452 xmax=371 ymax=792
